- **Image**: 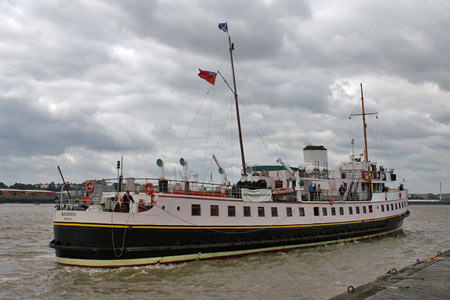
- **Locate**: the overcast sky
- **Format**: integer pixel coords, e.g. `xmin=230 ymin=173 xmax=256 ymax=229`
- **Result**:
xmin=1 ymin=0 xmax=449 ymax=193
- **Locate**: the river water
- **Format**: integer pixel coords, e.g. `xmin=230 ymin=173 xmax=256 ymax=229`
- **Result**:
xmin=0 ymin=204 xmax=449 ymax=300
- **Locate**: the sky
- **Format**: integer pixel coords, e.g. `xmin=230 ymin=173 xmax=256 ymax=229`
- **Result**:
xmin=1 ymin=0 xmax=450 ymax=193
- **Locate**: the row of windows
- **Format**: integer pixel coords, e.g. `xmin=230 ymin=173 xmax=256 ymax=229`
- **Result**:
xmin=192 ymin=204 xmax=305 ymax=217
xmin=191 ymin=201 xmax=407 ymax=218
xmin=381 ymin=201 xmax=406 ymax=212
xmin=313 ymin=201 xmax=407 ymax=217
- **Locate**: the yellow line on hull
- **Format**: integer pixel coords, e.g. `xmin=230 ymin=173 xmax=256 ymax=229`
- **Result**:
xmin=55 ymin=227 xmax=403 ymax=268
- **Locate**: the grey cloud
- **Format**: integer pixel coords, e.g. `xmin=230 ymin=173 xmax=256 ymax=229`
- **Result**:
xmin=0 ymin=0 xmax=449 ymax=193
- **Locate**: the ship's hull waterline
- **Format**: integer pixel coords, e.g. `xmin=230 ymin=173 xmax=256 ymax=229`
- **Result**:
xmin=50 ymin=211 xmax=409 ymax=267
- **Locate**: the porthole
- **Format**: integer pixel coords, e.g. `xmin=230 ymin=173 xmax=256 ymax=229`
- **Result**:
xmin=177 ymin=206 xmax=180 ymax=211
xmin=162 ymin=206 xmax=165 ymax=210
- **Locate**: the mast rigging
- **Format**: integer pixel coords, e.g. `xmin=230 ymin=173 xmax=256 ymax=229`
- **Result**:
xmin=349 ymin=83 xmax=378 ymax=162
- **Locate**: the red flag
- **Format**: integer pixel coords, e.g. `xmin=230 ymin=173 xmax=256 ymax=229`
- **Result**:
xmin=198 ymin=69 xmax=217 ymax=85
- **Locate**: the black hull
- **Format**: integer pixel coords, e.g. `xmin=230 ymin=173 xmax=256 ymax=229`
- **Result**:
xmin=50 ymin=211 xmax=409 ymax=267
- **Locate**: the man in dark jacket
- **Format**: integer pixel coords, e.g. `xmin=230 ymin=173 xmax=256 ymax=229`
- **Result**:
xmin=122 ymin=190 xmax=134 ymax=213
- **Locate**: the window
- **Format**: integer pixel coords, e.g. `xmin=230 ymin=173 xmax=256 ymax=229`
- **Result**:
xmin=363 ymin=206 xmax=367 ymax=214
xmin=391 ymin=204 xmax=394 ymax=211
xmin=243 ymin=206 xmax=251 ymax=217
xmin=228 ymin=206 xmax=236 ymax=217
xmin=349 ymin=207 xmax=353 ymax=215
xmin=210 ymin=205 xmax=219 ymax=216
xmin=286 ymin=207 xmax=292 ymax=217
xmin=322 ymin=207 xmax=328 ymax=216
xmin=339 ymin=207 xmax=344 ymax=215
xmin=299 ymin=207 xmax=305 ymax=216
xmin=192 ymin=204 xmax=201 ymax=216
xmin=356 ymin=206 xmax=360 ymax=214
xmin=395 ymin=203 xmax=398 ymax=210
xmin=369 ymin=205 xmax=373 ymax=213
xmin=271 ymin=207 xmax=278 ymax=217
xmin=258 ymin=207 xmax=265 ymax=217
xmin=275 ymin=180 xmax=283 ymax=188
xmin=331 ymin=207 xmax=336 ymax=216
xmin=382 ymin=205 xmax=385 ymax=212
xmin=314 ymin=207 xmax=320 ymax=216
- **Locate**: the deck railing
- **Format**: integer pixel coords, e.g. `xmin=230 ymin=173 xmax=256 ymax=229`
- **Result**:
xmin=56 ymin=177 xmax=407 ymax=210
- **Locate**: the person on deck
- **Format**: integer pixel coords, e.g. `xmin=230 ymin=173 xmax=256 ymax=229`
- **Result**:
xmin=339 ymin=184 xmax=346 ymax=200
xmin=122 ymin=190 xmax=134 ymax=213
xmin=309 ymin=183 xmax=314 ymax=200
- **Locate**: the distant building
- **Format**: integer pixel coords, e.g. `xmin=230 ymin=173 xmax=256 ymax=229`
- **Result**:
xmin=0 ymin=189 xmax=57 ymax=203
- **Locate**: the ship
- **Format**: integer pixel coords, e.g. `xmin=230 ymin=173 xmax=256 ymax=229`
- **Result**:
xmin=49 ymin=23 xmax=409 ymax=268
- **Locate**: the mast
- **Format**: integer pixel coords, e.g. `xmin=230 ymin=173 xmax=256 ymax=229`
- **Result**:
xmin=360 ymin=83 xmax=369 ymax=162
xmin=228 ymin=35 xmax=247 ymax=176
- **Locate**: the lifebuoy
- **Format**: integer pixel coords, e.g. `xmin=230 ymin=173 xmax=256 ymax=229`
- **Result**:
xmin=329 ymin=196 xmax=334 ymax=205
xmin=362 ymin=171 xmax=371 ymax=181
xmin=85 ymin=181 xmax=94 ymax=193
xmin=144 ymin=183 xmax=154 ymax=196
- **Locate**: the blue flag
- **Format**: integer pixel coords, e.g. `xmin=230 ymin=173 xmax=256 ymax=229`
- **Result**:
xmin=218 ymin=22 xmax=228 ymax=33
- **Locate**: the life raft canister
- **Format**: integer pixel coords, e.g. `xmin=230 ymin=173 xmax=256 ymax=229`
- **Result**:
xmin=329 ymin=196 xmax=334 ymax=205
xmin=144 ymin=183 xmax=154 ymax=196
xmin=399 ymin=192 xmax=402 ymax=199
xmin=81 ymin=195 xmax=91 ymax=204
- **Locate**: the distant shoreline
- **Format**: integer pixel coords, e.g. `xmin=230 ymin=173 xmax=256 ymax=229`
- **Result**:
xmin=0 ymin=199 xmax=57 ymax=204
xmin=408 ymin=199 xmax=450 ymax=205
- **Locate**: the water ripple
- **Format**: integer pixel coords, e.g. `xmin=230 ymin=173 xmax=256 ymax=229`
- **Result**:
xmin=0 ymin=204 xmax=449 ymax=300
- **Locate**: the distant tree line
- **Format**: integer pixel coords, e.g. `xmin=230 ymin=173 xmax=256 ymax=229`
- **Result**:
xmin=0 ymin=182 xmax=84 ymax=192
xmin=409 ymin=193 xmax=450 ymax=200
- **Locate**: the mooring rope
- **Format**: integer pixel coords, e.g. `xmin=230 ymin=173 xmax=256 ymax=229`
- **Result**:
xmin=111 ymin=199 xmax=133 ymax=258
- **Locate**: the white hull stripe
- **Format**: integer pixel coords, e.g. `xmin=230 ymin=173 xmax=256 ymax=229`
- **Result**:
xmin=54 ymin=212 xmax=408 ymax=230
xmin=55 ymin=227 xmax=403 ymax=267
